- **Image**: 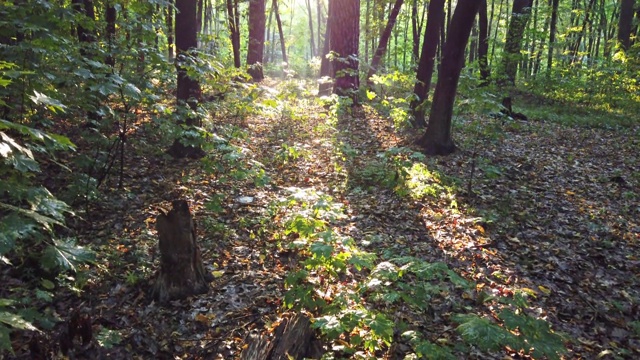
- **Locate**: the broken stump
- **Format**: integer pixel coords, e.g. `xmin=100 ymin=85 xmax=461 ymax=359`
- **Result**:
xmin=152 ymin=200 xmax=211 ymax=302
xmin=241 ymin=314 xmax=323 ymax=360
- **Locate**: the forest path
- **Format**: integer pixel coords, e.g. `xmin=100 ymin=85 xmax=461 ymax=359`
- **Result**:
xmin=57 ymin=84 xmax=639 ymax=359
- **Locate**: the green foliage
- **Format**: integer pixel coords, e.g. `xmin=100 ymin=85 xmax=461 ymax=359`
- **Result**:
xmin=353 ymin=147 xmax=458 ymax=201
xmin=367 ymin=71 xmax=416 ymax=129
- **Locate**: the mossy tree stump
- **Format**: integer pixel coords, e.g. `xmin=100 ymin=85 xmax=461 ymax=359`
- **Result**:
xmin=152 ymin=200 xmax=211 ymax=302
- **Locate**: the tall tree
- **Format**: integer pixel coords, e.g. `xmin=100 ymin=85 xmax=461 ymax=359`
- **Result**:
xmin=169 ymin=0 xmax=204 ymax=158
xmin=366 ymin=0 xmax=404 ymax=83
xmin=273 ymin=0 xmax=287 ymax=64
xmin=618 ymin=0 xmax=635 ymax=51
xmin=478 ymin=0 xmax=490 ymax=82
xmin=226 ymin=0 xmax=241 ymax=68
xmin=417 ymin=0 xmax=481 ymax=155
xmin=546 ymin=0 xmax=559 ymax=73
xmin=329 ymin=0 xmax=360 ymax=101
xmin=306 ymin=0 xmax=316 ymax=57
xmin=247 ymin=0 xmax=266 ymax=81
xmin=410 ymin=0 xmax=445 ymax=127
xmin=318 ymin=0 xmax=334 ymax=95
xmin=166 ymin=0 xmax=175 ymax=60
xmin=500 ymin=0 xmax=534 ymax=85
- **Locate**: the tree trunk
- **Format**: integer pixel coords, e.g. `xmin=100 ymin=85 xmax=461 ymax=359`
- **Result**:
xmin=166 ymin=0 xmax=175 ymax=60
xmin=367 ymin=0 xmax=404 ymax=83
xmin=618 ymin=0 xmax=635 ymax=51
xmin=410 ymin=0 xmax=445 ymax=127
xmin=318 ymin=0 xmax=333 ymax=95
xmin=417 ymin=0 xmax=481 ymax=155
xmin=273 ymin=0 xmax=287 ymax=64
xmin=499 ymin=0 xmax=534 ymax=85
xmin=306 ymin=0 xmax=316 ymax=57
xmin=478 ymin=0 xmax=490 ymax=83
xmin=169 ymin=0 xmax=205 ymax=159
xmin=247 ymin=0 xmax=266 ymax=81
xmin=152 ymin=200 xmax=211 ymax=302
xmin=329 ymin=0 xmax=360 ymax=101
xmin=105 ymin=1 xmax=117 ymax=67
xmin=546 ymin=0 xmax=559 ymax=73
xmin=226 ymin=0 xmax=241 ymax=68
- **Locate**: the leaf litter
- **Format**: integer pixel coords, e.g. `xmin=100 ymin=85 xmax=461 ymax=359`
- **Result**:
xmin=6 ymin=82 xmax=639 ymax=359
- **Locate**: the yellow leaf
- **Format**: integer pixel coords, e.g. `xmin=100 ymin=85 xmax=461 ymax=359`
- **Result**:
xmin=566 ymin=190 xmax=575 ymax=195
xmin=538 ymin=285 xmax=551 ymax=295
xmin=212 ymin=270 xmax=224 ymax=278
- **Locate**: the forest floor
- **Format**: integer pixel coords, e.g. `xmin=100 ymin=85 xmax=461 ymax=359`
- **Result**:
xmin=9 ymin=80 xmax=640 ymax=359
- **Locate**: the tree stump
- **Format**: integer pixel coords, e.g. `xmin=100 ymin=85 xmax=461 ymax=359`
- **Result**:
xmin=240 ymin=314 xmax=323 ymax=360
xmin=152 ymin=200 xmax=211 ymax=302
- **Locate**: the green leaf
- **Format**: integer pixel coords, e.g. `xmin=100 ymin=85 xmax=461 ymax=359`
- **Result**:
xmin=312 ymin=315 xmax=344 ymax=339
xmin=41 ymin=237 xmax=95 ymax=272
xmin=0 ymin=213 xmax=39 ymax=255
xmin=0 ymin=311 xmax=39 ymax=331
xmin=28 ymin=91 xmax=66 ymax=113
xmin=0 ymin=324 xmax=12 ymax=354
xmin=0 ymin=202 xmax=62 ymax=230
xmin=366 ymin=313 xmax=394 ymax=342
xmin=455 ymin=314 xmax=518 ymax=352
xmin=96 ymin=328 xmax=122 ymax=349
xmin=310 ymin=241 xmax=333 ymax=259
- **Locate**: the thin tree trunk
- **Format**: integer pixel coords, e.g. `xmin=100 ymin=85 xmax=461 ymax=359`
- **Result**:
xmin=478 ymin=0 xmax=490 ymax=83
xmin=499 ymin=0 xmax=534 ymax=85
xmin=418 ymin=0 xmax=482 ymax=155
xmin=367 ymin=0 xmax=405 ymax=83
xmin=306 ymin=0 xmax=316 ymax=57
xmin=411 ymin=0 xmax=446 ymax=127
xmin=318 ymin=0 xmax=333 ymax=95
xmin=273 ymin=0 xmax=287 ymax=64
xmin=546 ymin=0 xmax=559 ymax=73
xmin=226 ymin=0 xmax=241 ymax=68
xmin=166 ymin=0 xmax=175 ymax=60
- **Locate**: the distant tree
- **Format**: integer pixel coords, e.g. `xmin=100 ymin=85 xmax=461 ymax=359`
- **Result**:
xmin=329 ymin=0 xmax=360 ymax=100
xmin=318 ymin=0 xmax=334 ymax=96
xmin=169 ymin=0 xmax=204 ymax=158
xmin=478 ymin=0 xmax=490 ymax=83
xmin=618 ymin=0 xmax=635 ymax=51
xmin=546 ymin=0 xmax=559 ymax=74
xmin=166 ymin=0 xmax=175 ymax=60
xmin=247 ymin=0 xmax=266 ymax=81
xmin=226 ymin=0 xmax=241 ymax=68
xmin=105 ymin=1 xmax=116 ymax=67
xmin=417 ymin=0 xmax=481 ymax=155
xmin=366 ymin=0 xmax=404 ymax=84
xmin=273 ymin=0 xmax=287 ymax=64
xmin=499 ymin=0 xmax=534 ymax=85
xmin=410 ymin=0 xmax=445 ymax=127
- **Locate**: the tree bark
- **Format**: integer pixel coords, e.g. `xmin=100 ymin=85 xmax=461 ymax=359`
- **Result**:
xmin=247 ymin=0 xmax=266 ymax=81
xmin=417 ymin=0 xmax=481 ymax=155
xmin=329 ymin=0 xmax=360 ymax=102
xmin=152 ymin=200 xmax=211 ymax=302
xmin=618 ymin=0 xmax=635 ymax=51
xmin=273 ymin=0 xmax=287 ymax=64
xmin=240 ymin=314 xmax=323 ymax=360
xmin=546 ymin=0 xmax=559 ymax=73
xmin=166 ymin=0 xmax=175 ymax=60
xmin=478 ymin=0 xmax=490 ymax=83
xmin=105 ymin=1 xmax=117 ymax=67
xmin=410 ymin=0 xmax=445 ymax=127
xmin=318 ymin=0 xmax=333 ymax=95
xmin=226 ymin=0 xmax=241 ymax=68
xmin=169 ymin=0 xmax=205 ymax=158
xmin=367 ymin=0 xmax=404 ymax=84
xmin=306 ymin=0 xmax=316 ymax=57
xmin=499 ymin=0 xmax=534 ymax=85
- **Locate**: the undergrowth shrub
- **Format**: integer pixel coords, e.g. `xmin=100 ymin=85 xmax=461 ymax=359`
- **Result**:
xmin=276 ymin=187 xmax=568 ymax=359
